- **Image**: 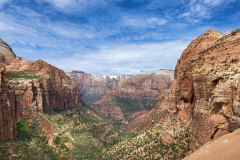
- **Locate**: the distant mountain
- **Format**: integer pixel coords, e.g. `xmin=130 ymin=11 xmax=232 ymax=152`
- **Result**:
xmin=91 ymin=70 xmax=174 ymax=120
xmin=67 ymin=71 xmax=131 ymax=105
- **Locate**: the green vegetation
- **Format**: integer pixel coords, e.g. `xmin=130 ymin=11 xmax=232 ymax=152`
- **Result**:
xmin=7 ymin=70 xmax=46 ymax=81
xmin=0 ymin=102 xmax=192 ymax=160
xmin=98 ymin=95 xmax=157 ymax=119
xmin=81 ymin=90 xmax=104 ymax=105
xmin=0 ymin=118 xmax=60 ymax=160
xmin=102 ymin=118 xmax=192 ymax=160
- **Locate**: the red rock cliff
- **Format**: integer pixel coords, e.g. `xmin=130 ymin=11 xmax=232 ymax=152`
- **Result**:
xmin=91 ymin=71 xmax=174 ymax=120
xmin=155 ymin=29 xmax=240 ymax=151
xmin=0 ymin=63 xmax=17 ymax=141
xmin=67 ymin=71 xmax=120 ymax=94
xmin=5 ymin=58 xmax=83 ymax=119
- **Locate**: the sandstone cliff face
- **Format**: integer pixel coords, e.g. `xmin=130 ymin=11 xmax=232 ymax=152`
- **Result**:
xmin=0 ymin=63 xmax=17 ymax=141
xmin=67 ymin=71 xmax=122 ymax=104
xmin=5 ymin=58 xmax=83 ymax=119
xmin=0 ymin=38 xmax=16 ymax=65
xmin=153 ymin=29 xmax=240 ymax=151
xmin=91 ymin=70 xmax=174 ymax=120
xmin=67 ymin=71 xmax=120 ymax=95
xmin=184 ymin=128 xmax=240 ymax=160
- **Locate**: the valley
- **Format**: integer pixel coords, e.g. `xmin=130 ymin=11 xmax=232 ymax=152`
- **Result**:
xmin=1 ymin=28 xmax=240 ymax=160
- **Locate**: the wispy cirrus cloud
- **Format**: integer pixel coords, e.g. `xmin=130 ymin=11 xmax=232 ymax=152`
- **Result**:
xmin=0 ymin=0 xmax=239 ymax=76
xmin=44 ymin=40 xmax=190 ymax=76
xmin=123 ymin=16 xmax=167 ymax=29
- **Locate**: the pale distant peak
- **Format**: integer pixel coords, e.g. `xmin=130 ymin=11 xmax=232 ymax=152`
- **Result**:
xmin=142 ymin=71 xmax=150 ymax=74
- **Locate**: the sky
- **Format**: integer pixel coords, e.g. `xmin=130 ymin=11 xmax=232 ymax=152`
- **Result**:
xmin=0 ymin=0 xmax=240 ymax=76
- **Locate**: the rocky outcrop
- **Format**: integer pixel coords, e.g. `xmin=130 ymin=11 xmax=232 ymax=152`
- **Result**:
xmin=6 ymin=58 xmax=83 ymax=119
xmin=66 ymin=71 xmax=132 ymax=105
xmin=0 ymin=63 xmax=17 ymax=141
xmin=0 ymin=38 xmax=16 ymax=65
xmin=0 ymin=38 xmax=83 ymax=120
xmin=153 ymin=29 xmax=240 ymax=151
xmin=184 ymin=128 xmax=240 ymax=160
xmin=91 ymin=70 xmax=174 ymax=120
xmin=67 ymin=71 xmax=120 ymax=95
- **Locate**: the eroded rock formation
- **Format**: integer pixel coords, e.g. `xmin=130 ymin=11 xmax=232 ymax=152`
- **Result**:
xmin=0 ymin=63 xmax=17 ymax=141
xmin=155 ymin=29 xmax=240 ymax=151
xmin=67 ymin=71 xmax=124 ymax=104
xmin=184 ymin=128 xmax=240 ymax=160
xmin=0 ymin=38 xmax=83 ymax=120
xmin=91 ymin=70 xmax=174 ymax=120
xmin=6 ymin=58 xmax=83 ymax=119
xmin=0 ymin=38 xmax=15 ymax=65
xmin=67 ymin=71 xmax=121 ymax=95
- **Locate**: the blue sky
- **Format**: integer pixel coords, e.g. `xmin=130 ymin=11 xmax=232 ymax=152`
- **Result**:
xmin=0 ymin=0 xmax=240 ymax=76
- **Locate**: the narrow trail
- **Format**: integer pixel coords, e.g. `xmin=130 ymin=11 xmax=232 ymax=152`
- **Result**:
xmin=49 ymin=120 xmax=70 ymax=136
xmin=100 ymin=124 xmax=113 ymax=141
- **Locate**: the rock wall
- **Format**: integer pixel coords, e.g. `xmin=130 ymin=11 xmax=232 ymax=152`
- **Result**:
xmin=155 ymin=29 xmax=240 ymax=151
xmin=0 ymin=63 xmax=17 ymax=141
xmin=6 ymin=58 xmax=83 ymax=119
xmin=91 ymin=70 xmax=174 ymax=120
xmin=0 ymin=38 xmax=16 ymax=65
xmin=67 ymin=71 xmax=120 ymax=95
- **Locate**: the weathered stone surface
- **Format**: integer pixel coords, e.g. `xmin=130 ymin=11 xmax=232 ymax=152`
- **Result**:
xmin=184 ymin=128 xmax=240 ymax=160
xmin=91 ymin=70 xmax=173 ymax=120
xmin=155 ymin=29 xmax=240 ymax=151
xmin=0 ymin=63 xmax=17 ymax=141
xmin=0 ymin=38 xmax=15 ymax=65
xmin=6 ymin=59 xmax=83 ymax=119
xmin=67 ymin=71 xmax=120 ymax=95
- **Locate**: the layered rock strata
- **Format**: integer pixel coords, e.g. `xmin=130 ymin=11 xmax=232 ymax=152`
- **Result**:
xmin=6 ymin=58 xmax=83 ymax=119
xmin=0 ymin=38 xmax=83 ymax=120
xmin=91 ymin=70 xmax=174 ymax=120
xmin=0 ymin=38 xmax=15 ymax=65
xmin=0 ymin=63 xmax=17 ymax=141
xmin=153 ymin=29 xmax=240 ymax=151
xmin=67 ymin=71 xmax=121 ymax=95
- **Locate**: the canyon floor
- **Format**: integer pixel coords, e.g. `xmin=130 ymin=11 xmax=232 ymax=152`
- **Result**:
xmin=0 ymin=103 xmax=191 ymax=160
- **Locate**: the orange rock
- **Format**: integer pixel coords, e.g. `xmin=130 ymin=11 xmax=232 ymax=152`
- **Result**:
xmin=90 ymin=70 xmax=174 ymax=120
xmin=155 ymin=28 xmax=240 ymax=151
xmin=5 ymin=59 xmax=84 ymax=119
xmin=0 ymin=63 xmax=17 ymax=141
xmin=184 ymin=128 xmax=240 ymax=160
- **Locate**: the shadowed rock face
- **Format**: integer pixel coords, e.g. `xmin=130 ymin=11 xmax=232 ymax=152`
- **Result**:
xmin=6 ymin=58 xmax=83 ymax=119
xmin=153 ymin=29 xmax=240 ymax=151
xmin=90 ymin=71 xmax=174 ymax=120
xmin=67 ymin=72 xmax=124 ymax=105
xmin=0 ymin=63 xmax=17 ymax=141
xmin=0 ymin=38 xmax=83 ymax=121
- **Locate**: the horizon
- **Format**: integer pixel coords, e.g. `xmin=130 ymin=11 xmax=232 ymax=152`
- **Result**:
xmin=0 ymin=0 xmax=240 ymax=76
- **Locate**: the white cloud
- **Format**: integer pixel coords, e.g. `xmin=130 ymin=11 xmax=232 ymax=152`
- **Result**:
xmin=123 ymin=16 xmax=167 ymax=29
xmin=41 ymin=0 xmax=108 ymax=14
xmin=44 ymin=40 xmax=190 ymax=76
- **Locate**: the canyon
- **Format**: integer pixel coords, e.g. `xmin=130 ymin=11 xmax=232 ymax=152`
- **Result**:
xmin=126 ymin=29 xmax=240 ymax=154
xmin=1 ymin=28 xmax=240 ymax=159
xmin=91 ymin=70 xmax=174 ymax=120
xmin=0 ymin=39 xmax=83 ymax=141
xmin=66 ymin=71 xmax=124 ymax=104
